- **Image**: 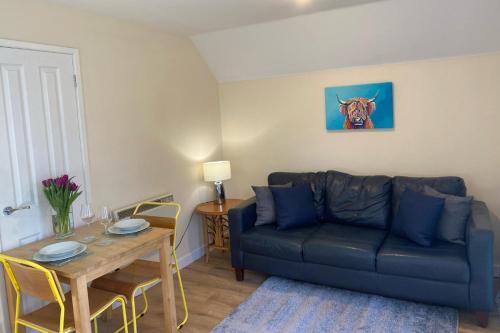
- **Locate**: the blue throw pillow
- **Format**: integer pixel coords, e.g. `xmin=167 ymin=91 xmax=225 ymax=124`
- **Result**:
xmin=423 ymin=186 xmax=472 ymax=245
xmin=270 ymin=185 xmax=318 ymax=230
xmin=392 ymin=189 xmax=445 ymax=246
xmin=252 ymin=182 xmax=293 ymax=226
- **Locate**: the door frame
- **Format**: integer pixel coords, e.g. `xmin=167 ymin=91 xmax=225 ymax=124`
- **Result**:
xmin=0 ymin=38 xmax=92 ymax=207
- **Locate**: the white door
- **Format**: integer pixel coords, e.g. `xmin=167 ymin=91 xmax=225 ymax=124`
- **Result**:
xmin=0 ymin=44 xmax=89 ymax=332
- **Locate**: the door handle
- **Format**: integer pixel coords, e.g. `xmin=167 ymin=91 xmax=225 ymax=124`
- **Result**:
xmin=3 ymin=205 xmax=31 ymax=216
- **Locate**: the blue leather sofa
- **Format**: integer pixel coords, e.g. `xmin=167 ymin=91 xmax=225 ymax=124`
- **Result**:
xmin=228 ymin=171 xmax=495 ymax=327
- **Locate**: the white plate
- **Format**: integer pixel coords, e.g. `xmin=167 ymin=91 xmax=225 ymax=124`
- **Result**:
xmin=108 ymin=221 xmax=150 ymax=235
xmin=34 ymin=244 xmax=87 ymax=262
xmin=38 ymin=241 xmax=82 ymax=257
xmin=113 ymin=218 xmax=147 ymax=231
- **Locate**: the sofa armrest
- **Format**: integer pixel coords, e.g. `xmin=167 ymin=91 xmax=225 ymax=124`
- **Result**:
xmin=467 ymin=200 xmax=495 ymax=311
xmin=228 ymin=197 xmax=257 ymax=268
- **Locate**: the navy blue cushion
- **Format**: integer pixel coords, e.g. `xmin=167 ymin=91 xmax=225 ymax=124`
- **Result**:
xmin=241 ymin=224 xmax=320 ymax=262
xmin=423 ymin=186 xmax=472 ymax=245
xmin=392 ymin=189 xmax=445 ymax=246
xmin=324 ymin=171 xmax=392 ymax=230
xmin=252 ymin=182 xmax=292 ymax=226
xmin=303 ymin=223 xmax=387 ymax=271
xmin=268 ymin=172 xmax=327 ymax=221
xmin=391 ymin=176 xmax=466 ymax=219
xmin=377 ymin=234 xmax=469 ymax=283
xmin=271 ymin=185 xmax=318 ymax=230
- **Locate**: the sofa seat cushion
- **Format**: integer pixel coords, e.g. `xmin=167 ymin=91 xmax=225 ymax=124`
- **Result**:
xmin=240 ymin=224 xmax=319 ymax=262
xmin=377 ymin=235 xmax=469 ymax=283
xmin=303 ymin=223 xmax=388 ymax=271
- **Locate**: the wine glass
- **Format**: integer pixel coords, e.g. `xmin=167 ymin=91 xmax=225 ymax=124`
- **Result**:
xmin=98 ymin=206 xmax=113 ymax=234
xmin=80 ymin=203 xmax=96 ymax=243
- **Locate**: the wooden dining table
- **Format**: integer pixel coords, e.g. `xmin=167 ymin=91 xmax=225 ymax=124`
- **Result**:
xmin=2 ymin=223 xmax=177 ymax=333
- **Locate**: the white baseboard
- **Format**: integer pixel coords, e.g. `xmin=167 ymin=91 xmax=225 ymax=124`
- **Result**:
xmin=140 ymin=245 xmax=205 ymax=272
xmin=494 ymin=264 xmax=500 ymax=278
xmin=177 ymin=245 xmax=205 ymax=270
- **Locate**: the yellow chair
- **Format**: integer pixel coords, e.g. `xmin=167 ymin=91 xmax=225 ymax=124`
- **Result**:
xmin=0 ymin=254 xmax=129 ymax=333
xmin=91 ymin=202 xmax=188 ymax=332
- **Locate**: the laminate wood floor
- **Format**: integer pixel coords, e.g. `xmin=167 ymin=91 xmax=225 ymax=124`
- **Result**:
xmin=97 ymin=251 xmax=499 ymax=333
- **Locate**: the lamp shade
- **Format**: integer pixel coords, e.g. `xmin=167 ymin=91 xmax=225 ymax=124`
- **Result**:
xmin=203 ymin=161 xmax=231 ymax=182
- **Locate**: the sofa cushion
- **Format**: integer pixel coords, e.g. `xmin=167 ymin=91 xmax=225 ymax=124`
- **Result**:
xmin=392 ymin=176 xmax=466 ymax=219
xmin=324 ymin=171 xmax=392 ymax=229
xmin=268 ymin=172 xmax=326 ymax=221
xmin=271 ymin=185 xmax=319 ymax=230
xmin=377 ymin=234 xmax=470 ymax=283
xmin=423 ymin=186 xmax=472 ymax=245
xmin=252 ymin=182 xmax=292 ymax=226
xmin=240 ymin=224 xmax=319 ymax=262
xmin=392 ymin=189 xmax=445 ymax=246
xmin=303 ymin=223 xmax=388 ymax=271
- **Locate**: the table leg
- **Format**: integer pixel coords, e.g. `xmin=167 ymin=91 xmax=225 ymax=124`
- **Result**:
xmin=223 ymin=215 xmax=230 ymax=251
xmin=159 ymin=237 xmax=177 ymax=332
xmin=214 ymin=216 xmax=226 ymax=251
xmin=214 ymin=217 xmax=221 ymax=249
xmin=70 ymin=276 xmax=92 ymax=333
xmin=4 ymin=269 xmax=25 ymax=333
xmin=202 ymin=216 xmax=209 ymax=263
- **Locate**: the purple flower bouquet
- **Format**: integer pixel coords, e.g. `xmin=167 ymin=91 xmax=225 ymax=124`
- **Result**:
xmin=42 ymin=175 xmax=82 ymax=238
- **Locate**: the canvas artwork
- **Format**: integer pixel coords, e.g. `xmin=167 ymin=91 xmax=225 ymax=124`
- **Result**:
xmin=325 ymin=82 xmax=393 ymax=130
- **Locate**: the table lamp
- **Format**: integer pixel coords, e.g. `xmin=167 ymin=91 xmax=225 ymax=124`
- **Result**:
xmin=203 ymin=160 xmax=231 ymax=205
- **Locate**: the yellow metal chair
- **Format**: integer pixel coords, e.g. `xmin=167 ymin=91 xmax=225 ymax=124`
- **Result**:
xmin=0 ymin=254 xmax=129 ymax=333
xmin=91 ymin=202 xmax=188 ymax=332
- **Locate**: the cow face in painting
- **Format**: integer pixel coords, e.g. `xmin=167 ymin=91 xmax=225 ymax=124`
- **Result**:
xmin=337 ymin=92 xmax=378 ymax=129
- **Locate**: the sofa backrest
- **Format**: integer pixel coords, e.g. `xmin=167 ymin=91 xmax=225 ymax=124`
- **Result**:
xmin=391 ymin=176 xmax=467 ymax=220
xmin=268 ymin=171 xmax=467 ymax=231
xmin=268 ymin=170 xmax=392 ymax=229
xmin=324 ymin=171 xmax=392 ymax=229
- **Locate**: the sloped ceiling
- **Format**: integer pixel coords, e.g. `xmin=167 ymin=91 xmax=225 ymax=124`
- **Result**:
xmin=47 ymin=0 xmax=381 ymax=35
xmin=192 ymin=0 xmax=500 ymax=82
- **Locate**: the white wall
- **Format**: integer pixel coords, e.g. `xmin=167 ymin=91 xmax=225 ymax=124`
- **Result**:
xmin=193 ymin=0 xmax=500 ymax=82
xmin=0 ymin=0 xmax=221 ymax=259
xmin=219 ymin=52 xmax=500 ymax=265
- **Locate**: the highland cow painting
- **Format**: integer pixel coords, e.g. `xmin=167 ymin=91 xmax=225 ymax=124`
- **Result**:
xmin=325 ymin=82 xmax=393 ymax=130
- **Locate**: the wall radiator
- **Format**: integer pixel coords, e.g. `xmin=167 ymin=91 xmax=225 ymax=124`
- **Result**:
xmin=113 ymin=193 xmax=174 ymax=220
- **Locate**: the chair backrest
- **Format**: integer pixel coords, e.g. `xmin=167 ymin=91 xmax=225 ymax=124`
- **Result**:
xmin=132 ymin=215 xmax=176 ymax=246
xmin=0 ymin=254 xmax=65 ymax=304
xmin=132 ymin=215 xmax=176 ymax=230
xmin=132 ymin=201 xmax=181 ymax=244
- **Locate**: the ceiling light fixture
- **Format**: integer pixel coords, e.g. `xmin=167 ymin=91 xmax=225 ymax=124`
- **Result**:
xmin=295 ymin=0 xmax=313 ymax=7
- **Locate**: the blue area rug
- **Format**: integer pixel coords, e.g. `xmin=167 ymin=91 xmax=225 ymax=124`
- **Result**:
xmin=212 ymin=277 xmax=458 ymax=333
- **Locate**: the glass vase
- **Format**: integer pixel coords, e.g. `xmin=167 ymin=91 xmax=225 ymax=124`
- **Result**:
xmin=52 ymin=211 xmax=74 ymax=240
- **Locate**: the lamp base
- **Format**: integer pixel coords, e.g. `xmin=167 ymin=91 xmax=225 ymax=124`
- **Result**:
xmin=214 ymin=181 xmax=226 ymax=205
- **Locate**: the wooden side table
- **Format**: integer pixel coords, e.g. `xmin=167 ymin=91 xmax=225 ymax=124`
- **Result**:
xmin=195 ymin=199 xmax=242 ymax=262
